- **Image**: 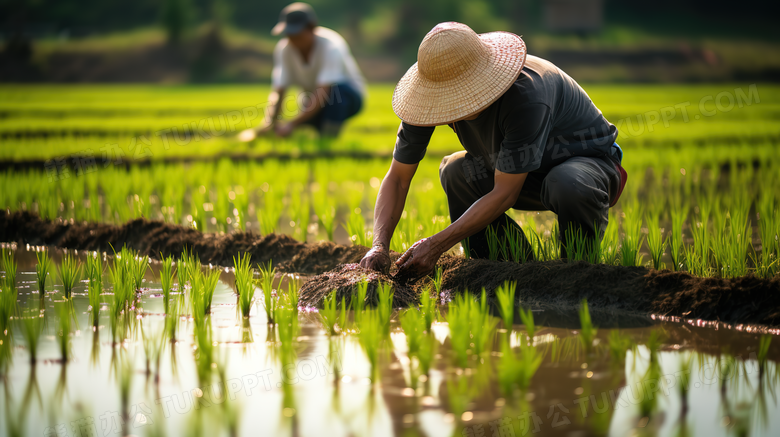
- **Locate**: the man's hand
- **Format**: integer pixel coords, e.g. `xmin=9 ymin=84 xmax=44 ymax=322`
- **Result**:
xmin=395 ymin=238 xmax=443 ymax=282
xmin=359 ymin=244 xmax=392 ymax=274
xmin=237 ymin=123 xmax=273 ymax=142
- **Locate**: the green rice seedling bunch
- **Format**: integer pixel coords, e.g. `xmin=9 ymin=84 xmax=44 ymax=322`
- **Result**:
xmin=712 ymin=196 xmax=752 ymax=278
xmin=600 ymin=212 xmax=620 ymax=266
xmin=35 ymin=249 xmax=52 ymax=295
xmin=190 ymin=268 xmax=220 ymax=316
xmin=377 ymin=282 xmax=394 ymax=337
xmin=160 ymin=254 xmax=176 ymax=314
xmin=351 ymin=280 xmax=368 ymax=326
xmin=85 ymin=252 xmax=103 ymax=287
xmin=461 ymin=238 xmax=472 ymax=259
xmin=471 ymin=290 xmax=498 ymax=356
xmin=578 ymin=299 xmax=597 ymax=353
xmin=518 ymin=306 xmax=535 ymax=339
xmin=400 ymin=308 xmax=424 ymax=357
xmin=417 ymin=333 xmax=436 ymax=376
xmin=274 ymin=297 xmax=298 ymax=358
xmin=357 ymin=309 xmax=383 ymax=381
xmin=258 ymin=188 xmax=283 ymax=235
xmin=319 ymin=290 xmax=340 ymax=336
xmin=57 ymin=253 xmax=82 ymax=299
xmin=432 ymin=267 xmax=444 ymax=297
xmin=756 ymin=192 xmax=778 ymax=278
xmin=233 ymin=252 xmax=254 ymax=318
xmin=57 ymin=302 xmax=73 ymax=362
xmin=193 ymin=313 xmax=215 ymax=385
xmin=140 ymin=320 xmax=164 ymax=378
xmin=286 ymin=275 xmax=300 ymax=314
xmin=317 ymin=205 xmax=337 ymax=242
xmin=502 ymin=340 xmax=543 ymax=394
xmin=645 ymin=211 xmax=666 ymax=270
xmin=419 ymin=285 xmax=437 ymax=332
xmin=688 ymin=197 xmax=712 ymax=276
xmin=619 ymin=206 xmax=645 ymax=267
xmin=446 ymin=295 xmax=471 ymax=366
xmin=164 ymin=295 xmax=181 ymax=343
xmin=128 ymin=249 xmax=149 ymax=291
xmin=607 ymin=330 xmax=633 ymax=364
xmin=564 ymin=223 xmax=598 ymax=263
xmin=345 ymin=211 xmax=372 ymax=247
xmin=496 ymin=280 xmax=516 ymax=330
xmin=18 ymin=300 xmax=44 ymax=365
xmin=757 ymin=335 xmax=771 ymax=380
xmin=258 ymin=260 xmax=277 ymax=324
xmin=668 ymin=195 xmax=688 ymax=272
xmin=177 ymin=247 xmax=198 ymax=291
xmin=503 ymin=224 xmax=533 ymax=263
xmin=1 ymin=248 xmax=17 ymax=292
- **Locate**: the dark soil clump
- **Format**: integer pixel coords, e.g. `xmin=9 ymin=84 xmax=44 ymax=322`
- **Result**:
xmin=298 ymin=263 xmax=416 ymax=308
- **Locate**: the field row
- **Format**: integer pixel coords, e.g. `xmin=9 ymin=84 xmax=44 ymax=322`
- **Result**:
xmin=2 ymin=144 xmax=778 ymax=279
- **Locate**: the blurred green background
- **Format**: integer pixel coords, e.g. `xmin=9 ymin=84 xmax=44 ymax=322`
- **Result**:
xmin=2 ymin=0 xmax=779 ymax=84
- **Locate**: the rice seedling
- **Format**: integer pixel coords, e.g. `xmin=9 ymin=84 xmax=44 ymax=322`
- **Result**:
xmin=564 ymin=223 xmax=600 ymax=262
xmin=757 ymin=335 xmax=771 ymax=381
xmin=399 ymin=308 xmax=424 ymax=357
xmin=498 ymin=340 xmax=543 ymax=395
xmin=357 ymin=309 xmax=383 ymax=381
xmin=461 ymin=237 xmax=471 ymax=259
xmin=495 ymin=280 xmax=516 ymax=329
xmin=258 ymin=188 xmax=283 ymax=235
xmin=503 ymin=224 xmax=534 ymax=263
xmin=600 ymin=212 xmax=621 ymax=266
xmin=607 ymin=330 xmax=633 ymax=364
xmin=128 ymin=250 xmax=149 ymax=291
xmin=193 ymin=312 xmax=215 ymax=386
xmin=18 ymin=300 xmax=44 ymax=365
xmin=578 ymin=299 xmax=597 ymax=353
xmin=233 ymin=252 xmax=254 ymax=318
xmin=1 ymin=248 xmax=17 ymax=292
xmin=140 ymin=320 xmax=164 ymax=379
xmin=518 ymin=306 xmax=535 ymax=339
xmin=432 ymin=266 xmax=443 ymax=297
xmin=446 ymin=290 xmax=499 ymax=367
xmin=258 ymin=260 xmax=277 ymax=324
xmin=315 ymin=203 xmax=337 ymax=241
xmin=274 ymin=295 xmax=299 ymax=355
xmin=160 ymin=254 xmax=176 ymax=314
xmin=419 ymin=285 xmax=437 ymax=332
xmin=285 ymin=275 xmax=300 ymax=314
xmin=87 ymin=273 xmax=102 ymax=329
xmin=35 ymin=250 xmax=52 ymax=295
xmin=637 ymin=330 xmax=663 ymax=419
xmin=177 ymin=247 xmax=198 ymax=291
xmin=619 ymin=207 xmax=645 ymax=267
xmin=351 ymin=280 xmax=368 ymax=326
xmin=377 ymin=281 xmax=394 ymax=337
xmin=668 ymin=196 xmax=688 ymax=271
xmin=645 ymin=211 xmax=666 ymax=270
xmin=164 ymin=294 xmax=181 ymax=344
xmin=85 ymin=251 xmax=103 ymax=286
xmin=756 ymin=192 xmax=778 ymax=278
xmin=57 ymin=253 xmax=82 ymax=299
xmin=191 ymin=267 xmax=220 ymax=316
xmin=485 ymin=224 xmax=501 ymax=261
xmin=320 ymin=289 xmax=340 ymax=336
xmin=345 ymin=211 xmax=372 ymax=247
xmin=56 ymin=302 xmax=73 ymax=362
xmin=416 ymin=333 xmax=436 ymax=376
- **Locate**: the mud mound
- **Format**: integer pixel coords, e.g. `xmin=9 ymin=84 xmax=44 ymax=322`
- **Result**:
xmin=0 ymin=210 xmax=361 ymax=272
xmin=300 ymin=254 xmax=780 ymax=327
xmin=298 ymin=263 xmax=416 ymax=308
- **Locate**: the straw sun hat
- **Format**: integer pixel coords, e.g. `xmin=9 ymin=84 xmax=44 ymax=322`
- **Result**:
xmin=392 ymin=22 xmax=527 ymax=127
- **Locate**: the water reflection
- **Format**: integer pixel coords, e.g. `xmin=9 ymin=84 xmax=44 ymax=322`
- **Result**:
xmin=0 ymin=247 xmax=779 ymax=437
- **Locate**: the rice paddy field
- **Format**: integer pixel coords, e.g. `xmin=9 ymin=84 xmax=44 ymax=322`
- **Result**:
xmin=1 ymin=83 xmax=779 ymax=436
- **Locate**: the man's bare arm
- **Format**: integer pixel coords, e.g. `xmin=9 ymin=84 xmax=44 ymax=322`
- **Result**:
xmin=359 ymin=158 xmax=418 ymax=272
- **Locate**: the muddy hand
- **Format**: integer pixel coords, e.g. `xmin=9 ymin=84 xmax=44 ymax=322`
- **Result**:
xmin=359 ymin=245 xmax=391 ymax=274
xmin=395 ymin=238 xmax=439 ymax=282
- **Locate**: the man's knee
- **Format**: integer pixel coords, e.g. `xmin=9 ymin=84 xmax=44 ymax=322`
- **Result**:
xmin=542 ymin=162 xmax=608 ymax=212
xmin=439 ymin=152 xmax=468 ymax=192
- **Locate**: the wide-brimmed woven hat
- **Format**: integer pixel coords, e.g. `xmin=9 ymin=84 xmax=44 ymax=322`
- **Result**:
xmin=392 ymin=22 xmax=527 ymax=126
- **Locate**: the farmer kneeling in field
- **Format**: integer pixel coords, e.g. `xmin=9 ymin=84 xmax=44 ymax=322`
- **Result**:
xmin=360 ymin=22 xmax=626 ymax=280
xmin=238 ymin=2 xmax=366 ymax=141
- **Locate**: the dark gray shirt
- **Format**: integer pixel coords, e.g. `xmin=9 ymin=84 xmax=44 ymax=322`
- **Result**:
xmin=393 ymin=55 xmax=618 ymax=175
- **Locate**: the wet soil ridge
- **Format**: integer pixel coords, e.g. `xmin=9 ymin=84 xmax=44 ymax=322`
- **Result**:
xmin=0 ymin=210 xmax=367 ymax=272
xmin=2 ymin=211 xmax=779 ymax=326
xmin=301 ymin=255 xmax=780 ymax=327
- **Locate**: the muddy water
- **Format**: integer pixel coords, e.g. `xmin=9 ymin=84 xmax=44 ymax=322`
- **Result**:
xmin=1 ymin=247 xmax=779 ymax=437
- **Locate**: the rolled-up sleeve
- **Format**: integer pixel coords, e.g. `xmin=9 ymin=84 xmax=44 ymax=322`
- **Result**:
xmin=393 ymin=122 xmax=435 ymax=164
xmin=498 ymin=103 xmax=552 ymax=174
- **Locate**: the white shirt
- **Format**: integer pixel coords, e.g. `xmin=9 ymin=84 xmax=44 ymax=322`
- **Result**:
xmin=271 ymin=27 xmax=367 ymax=98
